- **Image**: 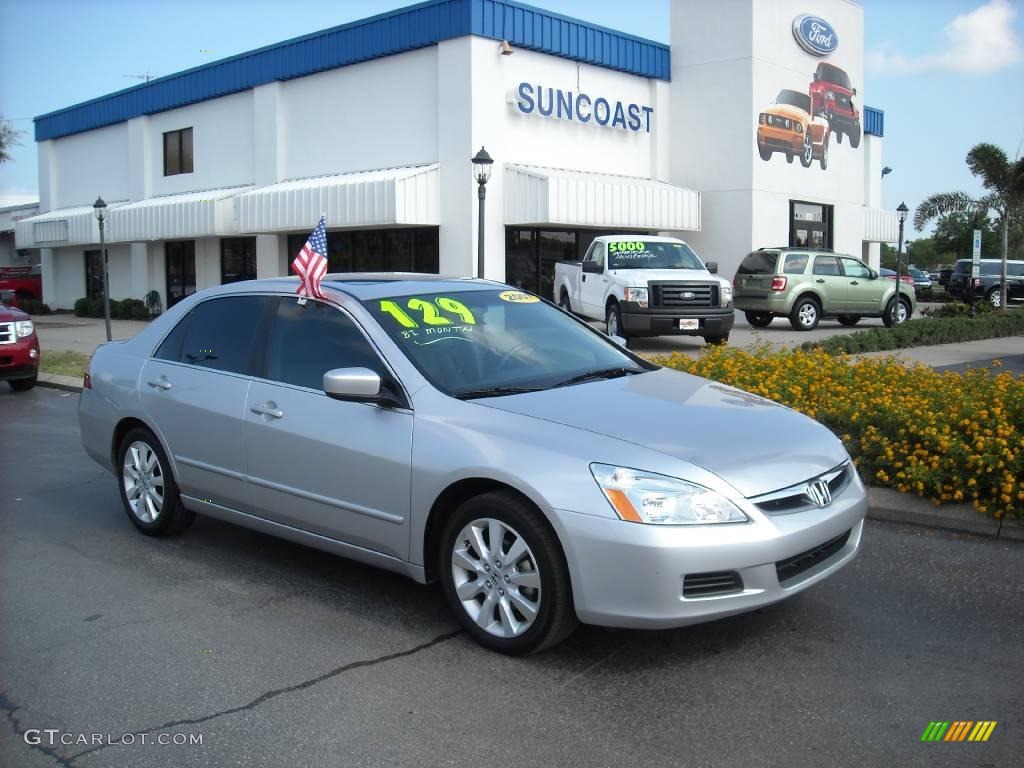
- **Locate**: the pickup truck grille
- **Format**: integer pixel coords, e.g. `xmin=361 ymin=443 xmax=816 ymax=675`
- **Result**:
xmin=650 ymin=282 xmax=718 ymax=308
xmin=0 ymin=322 xmax=15 ymax=345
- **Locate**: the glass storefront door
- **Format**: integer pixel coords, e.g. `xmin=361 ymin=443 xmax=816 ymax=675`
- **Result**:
xmin=165 ymin=240 xmax=196 ymax=307
xmin=790 ymin=201 xmax=833 ymax=250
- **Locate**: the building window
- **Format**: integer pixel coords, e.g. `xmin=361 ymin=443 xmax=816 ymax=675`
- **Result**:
xmin=789 ymin=200 xmax=833 ymax=250
xmin=220 ymin=237 xmax=257 ymax=284
xmin=165 ymin=240 xmax=197 ymax=307
xmin=84 ymin=250 xmax=104 ymax=299
xmin=163 ymin=128 xmax=194 ymax=176
xmin=286 ymin=227 xmax=439 ymax=275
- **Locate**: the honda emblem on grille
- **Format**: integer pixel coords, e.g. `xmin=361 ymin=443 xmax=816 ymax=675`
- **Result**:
xmin=682 ymin=291 xmax=695 ymax=299
xmin=805 ymin=479 xmax=832 ymax=507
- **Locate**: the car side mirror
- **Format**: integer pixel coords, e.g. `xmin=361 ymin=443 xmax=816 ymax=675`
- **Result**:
xmin=813 ymin=72 xmax=819 ymax=82
xmin=706 ymin=261 xmax=718 ymax=274
xmin=869 ymin=269 xmax=878 ymax=279
xmin=852 ymin=87 xmax=857 ymax=96
xmin=610 ymin=334 xmax=628 ymax=348
xmin=582 ymin=260 xmax=601 ymax=274
xmin=324 ymin=367 xmax=383 ymax=402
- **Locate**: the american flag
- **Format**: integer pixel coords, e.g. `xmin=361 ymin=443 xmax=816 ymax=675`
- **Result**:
xmin=292 ymin=215 xmax=329 ymax=300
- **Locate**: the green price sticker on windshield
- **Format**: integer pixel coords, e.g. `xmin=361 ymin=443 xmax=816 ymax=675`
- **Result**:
xmin=608 ymin=241 xmax=645 ymax=253
xmin=379 ymin=296 xmax=477 ymax=328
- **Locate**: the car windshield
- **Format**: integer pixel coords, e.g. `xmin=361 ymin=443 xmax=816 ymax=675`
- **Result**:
xmin=607 ymin=240 xmax=704 ymax=270
xmin=818 ymin=63 xmax=851 ymax=89
xmin=776 ymin=90 xmax=811 ymax=112
xmin=363 ymin=289 xmax=649 ymax=397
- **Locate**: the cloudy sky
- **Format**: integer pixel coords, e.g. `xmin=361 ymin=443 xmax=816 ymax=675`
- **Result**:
xmin=1 ymin=0 xmax=1021 ymax=233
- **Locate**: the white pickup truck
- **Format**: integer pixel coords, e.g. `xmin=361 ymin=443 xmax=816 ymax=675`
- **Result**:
xmin=553 ymin=235 xmax=735 ymax=343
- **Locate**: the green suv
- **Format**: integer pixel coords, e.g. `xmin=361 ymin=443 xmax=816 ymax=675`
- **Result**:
xmin=733 ymin=248 xmax=915 ymax=330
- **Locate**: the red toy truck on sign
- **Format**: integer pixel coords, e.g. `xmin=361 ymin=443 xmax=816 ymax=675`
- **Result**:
xmin=809 ymin=62 xmax=861 ymax=149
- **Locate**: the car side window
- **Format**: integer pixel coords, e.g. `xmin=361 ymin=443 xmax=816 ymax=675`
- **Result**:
xmin=265 ymin=298 xmax=386 ymax=390
xmin=812 ymin=255 xmax=841 ymax=276
xmin=160 ymin=296 xmax=270 ymax=374
xmin=1009 ymin=263 xmax=1024 ymax=277
xmin=586 ymin=243 xmax=606 ymax=269
xmin=840 ymin=258 xmax=872 ymax=278
xmin=783 ymin=253 xmax=809 ymax=274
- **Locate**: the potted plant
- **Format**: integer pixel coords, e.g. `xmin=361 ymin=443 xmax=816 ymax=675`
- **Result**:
xmin=144 ymin=289 xmax=163 ymax=317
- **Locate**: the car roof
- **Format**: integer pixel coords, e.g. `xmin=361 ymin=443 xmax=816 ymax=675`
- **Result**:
xmin=200 ymin=274 xmax=508 ymax=301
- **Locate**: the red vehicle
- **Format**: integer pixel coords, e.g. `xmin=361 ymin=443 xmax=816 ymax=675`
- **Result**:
xmin=0 ymin=302 xmax=40 ymax=391
xmin=0 ymin=265 xmax=43 ymax=306
xmin=809 ymin=62 xmax=861 ymax=148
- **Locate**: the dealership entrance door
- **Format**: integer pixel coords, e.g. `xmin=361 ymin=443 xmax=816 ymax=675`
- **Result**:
xmin=789 ymin=201 xmax=833 ymax=250
xmin=165 ymin=240 xmax=197 ymax=308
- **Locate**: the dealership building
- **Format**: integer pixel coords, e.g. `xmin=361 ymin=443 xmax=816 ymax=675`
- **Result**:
xmin=16 ymin=0 xmax=898 ymax=310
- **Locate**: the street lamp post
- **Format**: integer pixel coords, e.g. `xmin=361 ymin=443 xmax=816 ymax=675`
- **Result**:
xmin=93 ymin=196 xmax=112 ymax=342
xmin=894 ymin=201 xmax=909 ymax=327
xmin=471 ymin=147 xmax=493 ymax=279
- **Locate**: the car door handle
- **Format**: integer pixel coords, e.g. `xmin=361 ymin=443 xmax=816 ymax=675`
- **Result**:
xmin=850 ymin=281 xmax=859 ymax=285
xmin=146 ymin=378 xmax=172 ymax=391
xmin=582 ymin=275 xmax=587 ymax=282
xmin=250 ymin=402 xmax=284 ymax=419
xmin=816 ymin=278 xmax=826 ymax=284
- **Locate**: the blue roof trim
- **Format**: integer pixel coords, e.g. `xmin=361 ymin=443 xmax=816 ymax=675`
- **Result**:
xmin=35 ymin=0 xmax=670 ymax=142
xmin=864 ymin=106 xmax=884 ymax=137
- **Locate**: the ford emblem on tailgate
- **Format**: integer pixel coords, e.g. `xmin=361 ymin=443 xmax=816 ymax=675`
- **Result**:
xmin=793 ymin=14 xmax=838 ymax=56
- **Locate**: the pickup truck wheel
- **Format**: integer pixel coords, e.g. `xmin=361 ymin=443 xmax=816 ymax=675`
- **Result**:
xmin=704 ymin=333 xmax=729 ymax=346
xmin=117 ymin=428 xmax=194 ymax=537
xmin=789 ymin=297 xmax=820 ymax=330
xmin=835 ymin=130 xmax=843 ymax=144
xmin=8 ymin=375 xmax=37 ymax=392
xmin=440 ymin=490 xmax=577 ymax=655
xmin=818 ymin=134 xmax=829 ymax=170
xmin=558 ymin=290 xmax=573 ymax=314
xmin=605 ymin=303 xmax=627 ymax=339
xmin=744 ymin=311 xmax=773 ymax=328
xmin=836 ymin=315 xmax=860 ymax=326
xmin=850 ymin=126 xmax=861 ymax=149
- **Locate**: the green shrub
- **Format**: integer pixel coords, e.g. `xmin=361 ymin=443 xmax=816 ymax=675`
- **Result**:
xmin=86 ymin=297 xmax=105 ymax=318
xmin=18 ymin=299 xmax=52 ymax=315
xmin=803 ymin=312 xmax=1024 ymax=355
xmin=73 ymin=297 xmax=91 ymax=317
xmin=921 ymin=301 xmax=993 ymax=318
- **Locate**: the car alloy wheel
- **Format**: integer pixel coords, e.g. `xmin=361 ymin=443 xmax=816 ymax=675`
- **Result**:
xmin=819 ymin=134 xmax=829 ymax=170
xmin=606 ymin=304 xmax=621 ymax=337
xmin=800 ymin=132 xmax=813 ymax=167
xmin=123 ymin=440 xmax=165 ymax=523
xmin=451 ymin=518 xmax=541 ymax=639
xmin=988 ymin=289 xmax=1001 ymax=308
xmin=790 ymin=297 xmax=819 ymax=330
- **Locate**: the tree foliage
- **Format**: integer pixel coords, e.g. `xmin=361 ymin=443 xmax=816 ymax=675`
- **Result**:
xmin=0 ymin=117 xmax=23 ymax=164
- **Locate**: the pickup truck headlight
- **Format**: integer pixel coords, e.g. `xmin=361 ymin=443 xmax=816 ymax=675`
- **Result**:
xmin=590 ymin=464 xmax=748 ymax=525
xmin=826 ymin=90 xmax=836 ymax=100
xmin=719 ymin=285 xmax=733 ymax=306
xmin=623 ymin=287 xmax=648 ymax=308
xmin=14 ymin=320 xmax=34 ymax=338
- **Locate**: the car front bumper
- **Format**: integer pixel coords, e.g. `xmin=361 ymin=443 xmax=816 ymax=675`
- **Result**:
xmin=757 ymin=127 xmax=801 ymax=153
xmin=555 ymin=478 xmax=867 ymax=629
xmin=0 ymin=334 xmax=40 ymax=381
xmin=620 ymin=304 xmax=735 ymax=337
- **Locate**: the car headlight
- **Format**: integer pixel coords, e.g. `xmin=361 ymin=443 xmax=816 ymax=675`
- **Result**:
xmin=720 ymin=284 xmax=733 ymax=305
xmin=15 ymin=320 xmax=34 ymax=338
xmin=826 ymin=90 xmax=836 ymax=100
xmin=758 ymin=113 xmax=766 ymax=124
xmin=623 ymin=287 xmax=648 ymax=308
xmin=590 ymin=464 xmax=748 ymax=525
xmin=794 ymin=123 xmax=804 ymax=134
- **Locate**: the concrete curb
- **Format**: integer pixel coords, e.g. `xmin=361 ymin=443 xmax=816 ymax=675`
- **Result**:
xmin=867 ymin=486 xmax=1021 ymax=541
xmin=36 ymin=373 xmax=83 ymax=393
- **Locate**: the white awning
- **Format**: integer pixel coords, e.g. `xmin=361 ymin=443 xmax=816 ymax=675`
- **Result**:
xmin=864 ymin=207 xmax=899 ymax=243
xmin=238 ymin=164 xmax=441 ymax=233
xmin=504 ymin=164 xmax=701 ymax=231
xmin=15 ymin=203 xmax=124 ymax=249
xmin=107 ymin=187 xmax=252 ymax=243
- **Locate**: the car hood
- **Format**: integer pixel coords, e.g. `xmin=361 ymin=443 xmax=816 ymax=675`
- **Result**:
xmin=0 ymin=304 xmax=29 ymax=322
xmin=477 ymin=368 xmax=848 ymax=498
xmin=764 ymin=104 xmax=808 ymax=122
xmin=609 ymin=269 xmax=719 ymax=285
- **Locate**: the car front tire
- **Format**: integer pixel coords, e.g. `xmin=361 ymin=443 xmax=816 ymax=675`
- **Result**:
xmin=439 ymin=490 xmax=577 ymax=655
xmin=883 ymin=296 xmax=912 ymax=327
xmin=117 ymin=427 xmax=195 ymax=537
xmin=789 ymin=297 xmax=821 ymax=331
xmin=758 ymin=144 xmax=772 ymax=161
xmin=987 ymin=288 xmax=1002 ymax=308
xmin=800 ymin=132 xmax=813 ymax=167
xmin=8 ymin=375 xmax=37 ymax=391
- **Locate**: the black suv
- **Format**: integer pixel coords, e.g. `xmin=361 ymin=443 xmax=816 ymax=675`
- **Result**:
xmin=947 ymin=258 xmax=1024 ymax=307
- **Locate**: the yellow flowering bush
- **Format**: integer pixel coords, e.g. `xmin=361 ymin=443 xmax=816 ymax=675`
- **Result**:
xmin=656 ymin=345 xmax=1024 ymax=520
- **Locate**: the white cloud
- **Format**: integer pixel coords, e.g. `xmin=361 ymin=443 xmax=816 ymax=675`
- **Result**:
xmin=867 ymin=0 xmax=1021 ymax=75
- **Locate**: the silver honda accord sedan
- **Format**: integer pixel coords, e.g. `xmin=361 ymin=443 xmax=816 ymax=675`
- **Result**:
xmin=79 ymin=275 xmax=866 ymax=654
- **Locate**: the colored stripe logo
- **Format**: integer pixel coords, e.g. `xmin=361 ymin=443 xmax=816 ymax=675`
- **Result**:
xmin=921 ymin=721 xmax=997 ymax=742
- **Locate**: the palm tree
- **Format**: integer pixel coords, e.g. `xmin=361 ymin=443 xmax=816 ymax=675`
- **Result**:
xmin=914 ymin=143 xmax=1024 ymax=311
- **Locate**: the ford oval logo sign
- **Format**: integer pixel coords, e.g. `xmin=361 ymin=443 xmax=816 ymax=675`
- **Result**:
xmin=793 ymin=15 xmax=838 ymax=56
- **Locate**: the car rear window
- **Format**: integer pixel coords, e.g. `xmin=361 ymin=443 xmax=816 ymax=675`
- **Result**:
xmin=737 ymin=251 xmax=778 ymax=275
xmin=952 ymin=261 xmax=971 ymax=274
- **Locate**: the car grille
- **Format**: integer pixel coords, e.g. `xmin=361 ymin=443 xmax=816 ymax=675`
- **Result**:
xmin=683 ymin=571 xmax=744 ymax=598
xmin=0 ymin=322 xmax=14 ymax=345
xmin=650 ymin=282 xmax=718 ymax=308
xmin=776 ymin=529 xmax=851 ymax=585
xmin=749 ymin=463 xmax=851 ymax=515
xmin=765 ymin=115 xmax=794 ymax=129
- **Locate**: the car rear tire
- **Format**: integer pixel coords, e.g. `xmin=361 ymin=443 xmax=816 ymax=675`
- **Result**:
xmin=836 ymin=315 xmax=860 ymax=326
xmin=8 ymin=375 xmax=37 ymax=391
xmin=117 ymin=427 xmax=195 ymax=537
xmin=800 ymin=133 xmax=813 ymax=167
xmin=789 ymin=297 xmax=820 ymax=331
xmin=883 ymin=296 xmax=912 ymax=327
xmin=818 ymin=133 xmax=829 ymax=170
xmin=758 ymin=144 xmax=771 ymax=161
xmin=559 ymin=290 xmax=573 ymax=314
xmin=606 ymin=303 xmax=628 ymax=340
xmin=439 ymin=490 xmax=577 ymax=655
xmin=987 ymin=288 xmax=1002 ymax=308
xmin=704 ymin=334 xmax=729 ymax=345
xmin=744 ymin=311 xmax=773 ymax=328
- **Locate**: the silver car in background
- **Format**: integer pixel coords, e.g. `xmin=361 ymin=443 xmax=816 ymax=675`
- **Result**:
xmin=79 ymin=275 xmax=866 ymax=654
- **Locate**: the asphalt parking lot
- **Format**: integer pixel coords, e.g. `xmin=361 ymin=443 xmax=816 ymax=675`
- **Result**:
xmin=2 ymin=387 xmax=1022 ymax=767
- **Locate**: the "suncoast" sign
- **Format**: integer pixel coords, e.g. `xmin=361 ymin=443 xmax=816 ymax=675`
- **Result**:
xmin=514 ymin=83 xmax=654 ymax=133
